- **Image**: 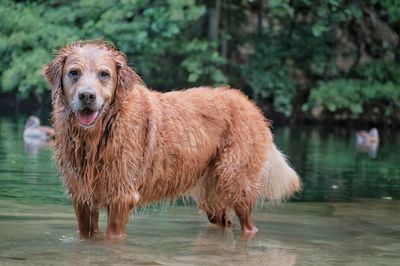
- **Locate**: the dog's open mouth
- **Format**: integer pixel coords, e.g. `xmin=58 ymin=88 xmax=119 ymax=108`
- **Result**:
xmin=77 ymin=108 xmax=100 ymax=126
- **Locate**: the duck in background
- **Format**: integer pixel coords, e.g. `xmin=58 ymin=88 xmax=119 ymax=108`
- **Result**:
xmin=23 ymin=116 xmax=55 ymax=156
xmin=356 ymin=128 xmax=379 ymax=146
xmin=24 ymin=116 xmax=55 ymax=140
xmin=356 ymin=128 xmax=379 ymax=159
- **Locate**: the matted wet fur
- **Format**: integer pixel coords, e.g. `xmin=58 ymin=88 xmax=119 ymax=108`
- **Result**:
xmin=44 ymin=40 xmax=301 ymax=240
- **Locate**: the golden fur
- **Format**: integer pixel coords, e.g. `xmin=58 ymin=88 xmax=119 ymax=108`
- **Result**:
xmin=44 ymin=40 xmax=301 ymax=239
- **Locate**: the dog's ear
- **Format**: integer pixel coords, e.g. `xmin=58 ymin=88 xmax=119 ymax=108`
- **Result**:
xmin=43 ymin=54 xmax=66 ymax=105
xmin=114 ymin=51 xmax=143 ymax=100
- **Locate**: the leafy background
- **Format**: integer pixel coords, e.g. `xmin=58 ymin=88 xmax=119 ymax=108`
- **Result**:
xmin=0 ymin=0 xmax=399 ymax=125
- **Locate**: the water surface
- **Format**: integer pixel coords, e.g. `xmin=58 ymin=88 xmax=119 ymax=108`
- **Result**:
xmin=0 ymin=115 xmax=399 ymax=265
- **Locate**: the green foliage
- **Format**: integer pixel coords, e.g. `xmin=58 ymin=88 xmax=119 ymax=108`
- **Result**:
xmin=0 ymin=0 xmax=226 ymax=99
xmin=0 ymin=1 xmax=78 ymax=98
xmin=306 ymin=79 xmax=400 ymax=116
xmin=306 ymin=60 xmax=400 ymax=118
xmin=243 ymin=0 xmax=346 ymax=114
xmin=181 ymin=41 xmax=227 ymax=84
xmin=378 ymin=0 xmax=400 ymax=22
xmin=244 ymin=0 xmax=400 ymax=121
xmin=355 ymin=61 xmax=400 ymax=83
xmin=0 ymin=0 xmax=399 ymax=124
xmin=243 ymin=41 xmax=294 ymax=115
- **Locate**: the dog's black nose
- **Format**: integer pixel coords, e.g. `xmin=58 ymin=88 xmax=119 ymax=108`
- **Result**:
xmin=78 ymin=89 xmax=96 ymax=104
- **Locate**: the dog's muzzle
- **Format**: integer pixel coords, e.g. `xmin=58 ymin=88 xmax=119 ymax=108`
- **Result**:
xmin=76 ymin=89 xmax=102 ymax=127
xmin=78 ymin=88 xmax=96 ymax=105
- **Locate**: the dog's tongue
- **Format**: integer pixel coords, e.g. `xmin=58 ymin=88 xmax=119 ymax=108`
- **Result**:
xmin=78 ymin=110 xmax=98 ymax=126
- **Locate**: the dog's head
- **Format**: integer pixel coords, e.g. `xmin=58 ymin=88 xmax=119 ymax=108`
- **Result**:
xmin=44 ymin=40 xmax=141 ymax=128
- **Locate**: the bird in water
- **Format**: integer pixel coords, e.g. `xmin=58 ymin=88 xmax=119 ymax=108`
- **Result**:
xmin=24 ymin=116 xmax=55 ymax=140
xmin=356 ymin=128 xmax=379 ymax=146
xmin=23 ymin=116 xmax=55 ymax=156
xmin=356 ymin=128 xmax=379 ymax=158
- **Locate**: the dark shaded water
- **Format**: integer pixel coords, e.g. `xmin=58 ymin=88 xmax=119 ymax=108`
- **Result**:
xmin=0 ymin=115 xmax=399 ymax=265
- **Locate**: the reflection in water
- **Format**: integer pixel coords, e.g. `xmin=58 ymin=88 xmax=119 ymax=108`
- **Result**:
xmin=356 ymin=141 xmax=379 ymax=159
xmin=0 ymin=115 xmax=399 ymax=265
xmin=60 ymin=228 xmax=298 ymax=266
xmin=1 ymin=200 xmax=399 ymax=265
xmin=274 ymin=126 xmax=399 ymax=202
xmin=191 ymin=227 xmax=297 ymax=266
xmin=24 ymin=139 xmax=53 ymax=157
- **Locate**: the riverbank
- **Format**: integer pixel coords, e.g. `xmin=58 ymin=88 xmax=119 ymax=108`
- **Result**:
xmin=2 ymin=93 xmax=398 ymax=129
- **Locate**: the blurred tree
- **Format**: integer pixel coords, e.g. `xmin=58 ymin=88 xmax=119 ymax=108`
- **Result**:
xmin=0 ymin=0 xmax=226 ymax=100
xmin=241 ymin=0 xmax=399 ymax=124
xmin=0 ymin=0 xmax=399 ymax=125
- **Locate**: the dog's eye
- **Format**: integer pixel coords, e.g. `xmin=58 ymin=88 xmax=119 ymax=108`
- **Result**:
xmin=100 ymin=71 xmax=110 ymax=79
xmin=68 ymin=70 xmax=79 ymax=78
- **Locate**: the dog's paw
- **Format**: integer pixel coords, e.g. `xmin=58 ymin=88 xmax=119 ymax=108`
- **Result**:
xmin=105 ymin=232 xmax=127 ymax=243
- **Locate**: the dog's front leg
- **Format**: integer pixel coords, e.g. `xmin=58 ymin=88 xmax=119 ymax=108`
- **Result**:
xmin=73 ymin=202 xmax=100 ymax=238
xmin=105 ymin=202 xmax=133 ymax=241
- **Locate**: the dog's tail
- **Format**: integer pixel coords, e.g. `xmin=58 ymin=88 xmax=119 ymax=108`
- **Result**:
xmin=259 ymin=143 xmax=301 ymax=202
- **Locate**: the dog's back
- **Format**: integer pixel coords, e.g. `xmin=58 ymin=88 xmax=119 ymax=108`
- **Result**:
xmin=134 ymin=86 xmax=300 ymax=233
xmin=136 ymin=86 xmax=269 ymax=200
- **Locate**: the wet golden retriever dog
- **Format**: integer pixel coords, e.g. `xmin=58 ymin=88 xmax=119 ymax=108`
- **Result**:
xmin=44 ymin=40 xmax=300 ymax=240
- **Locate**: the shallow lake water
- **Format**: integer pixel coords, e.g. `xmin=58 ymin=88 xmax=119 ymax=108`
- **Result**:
xmin=0 ymin=115 xmax=399 ymax=265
